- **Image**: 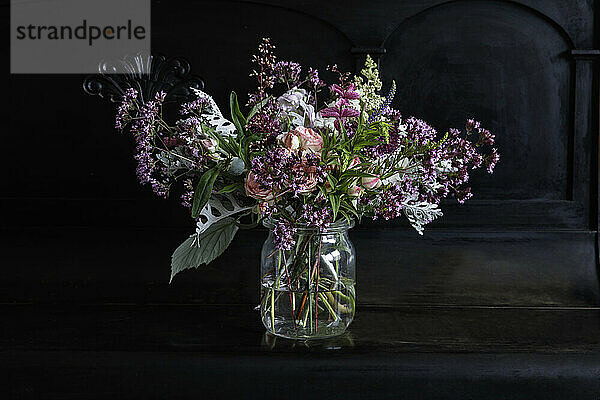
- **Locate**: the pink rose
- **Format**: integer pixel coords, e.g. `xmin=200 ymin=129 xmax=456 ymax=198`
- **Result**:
xmin=361 ymin=175 xmax=381 ymax=189
xmin=244 ymin=172 xmax=273 ymax=200
xmin=279 ymin=127 xmax=323 ymax=155
xmin=296 ymin=162 xmax=319 ymax=194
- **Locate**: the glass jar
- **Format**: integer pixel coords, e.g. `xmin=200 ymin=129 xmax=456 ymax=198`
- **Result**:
xmin=260 ymin=219 xmax=356 ymax=339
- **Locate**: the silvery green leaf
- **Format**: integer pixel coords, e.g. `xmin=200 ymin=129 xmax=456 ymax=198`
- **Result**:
xmin=190 ymin=87 xmax=237 ymax=137
xmin=402 ymin=201 xmax=443 ymax=235
xmin=196 ymin=193 xmax=253 ymax=235
xmin=170 ymin=217 xmax=238 ymax=282
xmin=156 ymin=149 xmax=192 ymax=175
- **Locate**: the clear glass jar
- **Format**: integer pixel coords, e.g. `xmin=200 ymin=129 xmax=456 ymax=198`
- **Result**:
xmin=260 ymin=219 xmax=356 ymax=339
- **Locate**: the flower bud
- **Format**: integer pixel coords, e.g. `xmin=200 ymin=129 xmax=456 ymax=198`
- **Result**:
xmin=347 ymin=184 xmax=363 ymax=197
xmin=361 ymin=175 xmax=381 ymax=189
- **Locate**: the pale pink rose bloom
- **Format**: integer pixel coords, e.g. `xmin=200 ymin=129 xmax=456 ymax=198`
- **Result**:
xmin=362 ymin=175 xmax=382 ymax=189
xmin=296 ymin=162 xmax=319 ymax=194
xmin=280 ymin=127 xmax=323 ymax=155
xmin=244 ymin=172 xmax=274 ymax=200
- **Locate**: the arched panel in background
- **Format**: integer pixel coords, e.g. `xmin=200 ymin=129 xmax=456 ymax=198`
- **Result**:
xmin=382 ymin=0 xmax=572 ymax=202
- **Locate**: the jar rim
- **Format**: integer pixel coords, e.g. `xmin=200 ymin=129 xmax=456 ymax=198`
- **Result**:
xmin=262 ymin=217 xmax=355 ymax=233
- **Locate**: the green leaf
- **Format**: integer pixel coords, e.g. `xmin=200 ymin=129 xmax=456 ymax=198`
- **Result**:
xmin=340 ymin=169 xmax=376 ymax=179
xmin=214 ymin=134 xmax=238 ymax=156
xmin=216 ymin=182 xmax=243 ymax=194
xmin=339 ymin=209 xmax=352 ymax=224
xmin=191 ymin=166 xmax=220 ymax=218
xmin=340 ymin=202 xmax=360 ymax=219
xmin=329 ymin=194 xmax=340 ymax=221
xmin=246 ymin=96 xmax=271 ymax=121
xmin=326 ymin=174 xmax=338 ymax=190
xmin=170 ymin=218 xmax=239 ymax=282
xmin=230 ymin=92 xmax=247 ymax=139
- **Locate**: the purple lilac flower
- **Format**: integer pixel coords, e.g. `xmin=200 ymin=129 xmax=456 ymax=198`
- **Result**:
xmin=455 ymin=186 xmax=473 ymax=204
xmin=250 ymin=148 xmax=325 ymax=198
xmin=246 ymin=98 xmax=281 ymax=136
xmin=425 ymin=123 xmax=496 ymax=203
xmin=273 ymin=219 xmax=296 ymax=250
xmin=363 ymin=175 xmax=418 ymax=220
xmin=180 ymin=96 xmax=209 ymax=115
xmin=306 ymin=68 xmax=325 ymax=90
xmin=404 ymin=117 xmax=437 ymax=145
xmin=122 ymin=91 xmax=172 ymax=198
xmin=115 ymin=88 xmax=138 ymax=131
xmin=486 ymin=148 xmax=500 ymax=173
xmin=274 ymin=61 xmax=301 ymax=87
xmin=466 ymin=118 xmax=481 ymax=132
xmin=181 ymin=178 xmax=194 ymax=209
xmin=301 ymin=203 xmax=332 ymax=230
xmin=250 ymin=147 xmax=297 ymax=194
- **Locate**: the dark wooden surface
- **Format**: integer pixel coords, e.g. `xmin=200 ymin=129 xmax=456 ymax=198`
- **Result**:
xmin=5 ymin=304 xmax=600 ymax=354
xmin=3 ymin=304 xmax=600 ymax=399
xmin=2 ymin=227 xmax=598 ymax=307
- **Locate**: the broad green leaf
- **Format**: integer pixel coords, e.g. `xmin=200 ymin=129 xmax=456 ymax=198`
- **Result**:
xmin=214 ymin=134 xmax=238 ymax=156
xmin=170 ymin=218 xmax=239 ymax=282
xmin=191 ymin=166 xmax=220 ymax=218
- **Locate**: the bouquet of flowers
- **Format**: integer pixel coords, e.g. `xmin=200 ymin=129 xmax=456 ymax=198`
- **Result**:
xmin=112 ymin=38 xmax=498 ymax=337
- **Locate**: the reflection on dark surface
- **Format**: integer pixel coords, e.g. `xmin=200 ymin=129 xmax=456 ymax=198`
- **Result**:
xmin=261 ymin=331 xmax=356 ymax=351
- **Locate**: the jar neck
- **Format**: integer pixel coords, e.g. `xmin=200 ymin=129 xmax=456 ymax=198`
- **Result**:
xmin=262 ymin=218 xmax=354 ymax=233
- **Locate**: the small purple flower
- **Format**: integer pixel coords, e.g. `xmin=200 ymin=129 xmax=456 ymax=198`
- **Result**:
xmin=273 ymin=219 xmax=296 ymax=250
xmin=466 ymin=118 xmax=481 ymax=132
xmin=115 ymin=88 xmax=138 ymax=131
xmin=486 ymin=148 xmax=500 ymax=173
xmin=301 ymin=203 xmax=332 ymax=230
xmin=306 ymin=68 xmax=325 ymax=90
xmin=369 ymin=81 xmax=396 ymax=123
xmin=274 ymin=61 xmax=301 ymax=86
xmin=180 ymin=96 xmax=209 ymax=115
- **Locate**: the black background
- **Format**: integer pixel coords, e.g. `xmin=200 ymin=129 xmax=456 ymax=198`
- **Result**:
xmin=2 ymin=0 xmax=599 ymax=309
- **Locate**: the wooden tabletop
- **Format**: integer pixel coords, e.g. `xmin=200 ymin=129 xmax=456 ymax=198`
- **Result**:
xmin=3 ymin=303 xmax=600 ymax=399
